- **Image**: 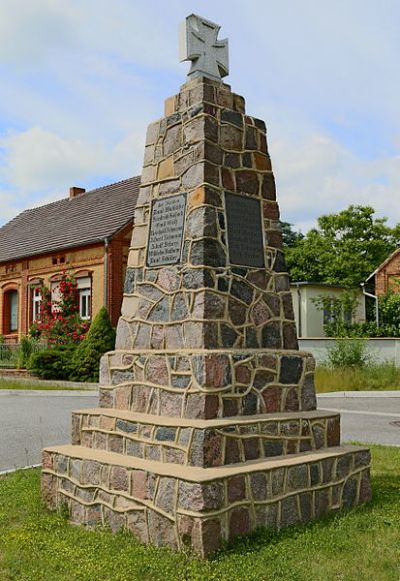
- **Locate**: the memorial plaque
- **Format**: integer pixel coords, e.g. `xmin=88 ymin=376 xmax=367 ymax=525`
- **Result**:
xmin=225 ymin=192 xmax=264 ymax=267
xmin=147 ymin=193 xmax=186 ymax=267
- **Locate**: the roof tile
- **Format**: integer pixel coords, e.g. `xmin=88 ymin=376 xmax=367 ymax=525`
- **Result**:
xmin=0 ymin=176 xmax=140 ymax=263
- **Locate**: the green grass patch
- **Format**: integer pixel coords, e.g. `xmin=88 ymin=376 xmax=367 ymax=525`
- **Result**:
xmin=315 ymin=364 xmax=400 ymax=393
xmin=0 ymin=378 xmax=94 ymax=391
xmin=0 ymin=445 xmax=399 ymax=581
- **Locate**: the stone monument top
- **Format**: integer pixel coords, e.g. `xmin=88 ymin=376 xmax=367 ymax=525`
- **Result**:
xmin=179 ymin=13 xmax=229 ymax=82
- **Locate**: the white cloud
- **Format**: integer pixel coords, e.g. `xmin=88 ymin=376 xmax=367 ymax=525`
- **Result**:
xmin=0 ymin=0 xmax=399 ymax=234
xmin=0 ymin=123 xmax=146 ymax=222
xmin=271 ymin=132 xmax=400 ymax=232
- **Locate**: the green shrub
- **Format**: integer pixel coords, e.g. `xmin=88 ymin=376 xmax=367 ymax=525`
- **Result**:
xmin=17 ymin=336 xmax=36 ymax=369
xmin=326 ymin=338 xmax=371 ymax=368
xmin=28 ymin=345 xmax=76 ymax=380
xmin=69 ymin=307 xmax=115 ymax=382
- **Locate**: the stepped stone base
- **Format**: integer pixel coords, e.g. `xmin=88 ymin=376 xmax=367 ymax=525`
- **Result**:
xmin=42 ymin=444 xmax=371 ymax=558
xmin=72 ymin=408 xmax=341 ymax=466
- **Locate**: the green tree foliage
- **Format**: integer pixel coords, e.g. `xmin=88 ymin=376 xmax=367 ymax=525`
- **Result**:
xmin=69 ymin=306 xmax=115 ymax=382
xmin=285 ymin=205 xmax=400 ymax=286
xmin=378 ymin=291 xmax=400 ymax=335
xmin=313 ymin=289 xmax=400 ymax=338
xmin=311 ymin=290 xmax=359 ymax=337
xmin=280 ymin=221 xmax=304 ymax=248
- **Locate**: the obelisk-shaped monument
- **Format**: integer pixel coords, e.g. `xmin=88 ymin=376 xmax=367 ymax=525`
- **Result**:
xmin=42 ymin=15 xmax=372 ymax=557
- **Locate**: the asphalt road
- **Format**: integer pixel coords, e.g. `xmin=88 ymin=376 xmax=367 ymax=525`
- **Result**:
xmin=0 ymin=390 xmax=399 ymax=473
xmin=0 ymin=390 xmax=97 ymax=473
xmin=317 ymin=392 xmax=400 ymax=447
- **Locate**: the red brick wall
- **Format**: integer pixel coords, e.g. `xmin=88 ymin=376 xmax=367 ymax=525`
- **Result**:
xmin=375 ymin=251 xmax=400 ymax=295
xmin=107 ymin=225 xmax=132 ymax=326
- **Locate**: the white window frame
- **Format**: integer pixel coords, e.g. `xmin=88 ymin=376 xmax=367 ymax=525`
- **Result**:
xmin=79 ymin=288 xmax=91 ymax=320
xmin=76 ymin=277 xmax=91 ymax=320
xmin=32 ymin=287 xmax=42 ymax=321
xmin=9 ymin=290 xmax=18 ymax=332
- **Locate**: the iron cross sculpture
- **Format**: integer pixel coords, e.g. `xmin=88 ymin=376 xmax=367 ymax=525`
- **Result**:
xmin=179 ymin=14 xmax=229 ymax=82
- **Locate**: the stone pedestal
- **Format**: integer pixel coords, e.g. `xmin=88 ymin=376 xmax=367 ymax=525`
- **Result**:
xmin=42 ymin=77 xmax=371 ymax=557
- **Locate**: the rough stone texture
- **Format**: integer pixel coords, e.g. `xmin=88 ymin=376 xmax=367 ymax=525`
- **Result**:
xmin=43 ymin=445 xmax=371 ymax=557
xmin=42 ymin=76 xmax=371 ymax=558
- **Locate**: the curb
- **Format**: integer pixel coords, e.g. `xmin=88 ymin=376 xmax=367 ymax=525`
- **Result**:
xmin=0 ymin=463 xmax=41 ymax=477
xmin=0 ymin=390 xmax=98 ymax=397
xmin=318 ymin=391 xmax=400 ymax=398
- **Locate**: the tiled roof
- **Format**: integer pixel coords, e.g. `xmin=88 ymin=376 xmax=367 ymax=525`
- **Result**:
xmin=0 ymin=176 xmax=141 ymax=263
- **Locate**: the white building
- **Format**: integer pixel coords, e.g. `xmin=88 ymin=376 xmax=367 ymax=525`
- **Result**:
xmin=290 ymin=282 xmax=366 ymax=338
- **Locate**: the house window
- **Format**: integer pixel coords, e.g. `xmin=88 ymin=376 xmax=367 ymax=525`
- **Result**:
xmin=51 ymin=255 xmax=66 ymax=265
xmin=51 ymin=281 xmax=62 ymax=312
xmin=32 ymin=287 xmax=42 ymax=321
xmin=76 ymin=277 xmax=91 ymax=320
xmin=79 ymin=288 xmax=91 ymax=320
xmin=4 ymin=290 xmax=18 ymax=333
xmin=323 ymin=304 xmax=333 ymax=325
xmin=344 ymin=308 xmax=352 ymax=324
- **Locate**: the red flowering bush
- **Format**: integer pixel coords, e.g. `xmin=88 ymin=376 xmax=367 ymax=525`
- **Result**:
xmin=29 ymin=273 xmax=90 ymax=346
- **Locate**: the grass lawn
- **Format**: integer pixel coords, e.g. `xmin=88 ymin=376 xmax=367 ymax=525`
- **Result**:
xmin=315 ymin=364 xmax=400 ymax=393
xmin=0 ymin=378 xmax=95 ymax=391
xmin=0 ymin=445 xmax=399 ymax=581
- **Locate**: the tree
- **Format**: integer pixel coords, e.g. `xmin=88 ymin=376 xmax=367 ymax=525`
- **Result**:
xmin=311 ymin=290 xmax=359 ymax=337
xmin=280 ymin=221 xmax=304 ymax=248
xmin=285 ymin=205 xmax=400 ymax=286
xmin=378 ymin=291 xmax=400 ymax=335
xmin=69 ymin=306 xmax=115 ymax=382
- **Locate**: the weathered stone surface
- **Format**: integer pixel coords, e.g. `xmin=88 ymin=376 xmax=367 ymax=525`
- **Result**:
xmin=131 ymin=470 xmax=155 ymax=500
xmin=263 ymin=440 xmax=284 ymax=457
xmin=250 ymin=472 xmax=267 ymax=501
xmin=261 ymin=321 xmax=282 ymax=349
xmin=271 ymin=467 xmax=285 ymax=496
xmin=127 ymin=511 xmax=149 ymax=544
xmin=228 ymin=475 xmax=246 ymax=502
xmin=221 ymin=109 xmax=243 ymax=127
xmin=110 ymin=466 xmax=129 ymax=491
xmin=262 ymin=386 xmax=282 ymax=413
xmin=193 ymin=240 xmax=226 ymax=268
xmin=187 ymin=206 xmax=218 ymax=238
xmin=155 ymin=477 xmax=176 ymax=514
xmin=220 ymin=124 xmax=243 ymax=150
xmin=193 ymin=353 xmax=231 ymax=388
xmin=288 ymin=465 xmax=309 ymax=491
xmin=178 ymin=481 xmax=224 ymax=511
xmin=229 ymin=507 xmax=250 ymax=539
xmin=228 ymin=298 xmax=247 ymax=326
xmin=280 ymin=496 xmax=300 ymax=527
xmin=235 ymin=170 xmax=259 ymax=195
xmin=192 ymin=290 xmax=225 ymax=319
xmin=148 ymin=511 xmax=178 ymax=549
xmin=203 ymin=430 xmax=223 ymax=467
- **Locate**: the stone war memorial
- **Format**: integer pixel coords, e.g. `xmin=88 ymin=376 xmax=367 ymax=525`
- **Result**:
xmin=42 ymin=14 xmax=372 ymax=557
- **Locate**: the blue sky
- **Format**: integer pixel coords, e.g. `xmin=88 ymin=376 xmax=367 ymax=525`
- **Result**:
xmin=0 ymin=0 xmax=399 ymax=233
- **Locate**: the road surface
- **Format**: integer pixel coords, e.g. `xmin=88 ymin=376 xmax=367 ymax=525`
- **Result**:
xmin=0 ymin=390 xmax=398 ymax=473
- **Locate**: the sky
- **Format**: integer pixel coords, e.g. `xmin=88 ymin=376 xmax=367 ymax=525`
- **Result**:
xmin=0 ymin=0 xmax=399 ymax=233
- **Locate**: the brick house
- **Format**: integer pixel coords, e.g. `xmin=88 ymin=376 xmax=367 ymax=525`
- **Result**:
xmin=0 ymin=176 xmax=140 ymax=343
xmin=367 ymin=249 xmax=400 ymax=296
